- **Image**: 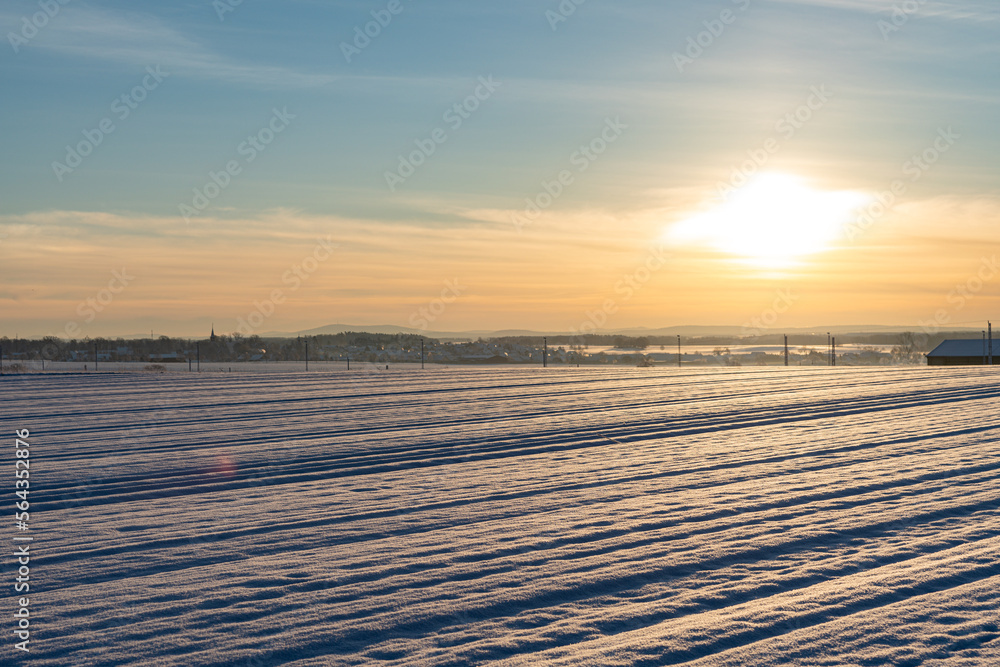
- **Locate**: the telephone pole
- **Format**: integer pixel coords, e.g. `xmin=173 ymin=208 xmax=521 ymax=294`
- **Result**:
xmin=543 ymin=337 xmax=548 ymax=368
xmin=677 ymin=335 xmax=681 ymax=368
xmin=832 ymin=337 xmax=837 ymax=367
xmin=784 ymin=334 xmax=789 ymax=367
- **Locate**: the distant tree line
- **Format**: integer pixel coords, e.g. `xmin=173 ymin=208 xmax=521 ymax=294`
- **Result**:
xmin=0 ymin=331 xmax=434 ymax=363
xmin=0 ymin=330 xmax=982 ymax=364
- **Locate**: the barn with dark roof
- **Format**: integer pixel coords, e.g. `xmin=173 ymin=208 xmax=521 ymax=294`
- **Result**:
xmin=926 ymin=339 xmax=994 ymax=366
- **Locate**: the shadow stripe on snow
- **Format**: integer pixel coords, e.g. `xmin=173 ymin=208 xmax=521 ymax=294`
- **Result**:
xmin=36 ymin=466 xmax=1000 ymax=593
xmin=192 ymin=532 xmax=1000 ymax=666
xmin=36 ymin=419 xmax=1000 ymax=511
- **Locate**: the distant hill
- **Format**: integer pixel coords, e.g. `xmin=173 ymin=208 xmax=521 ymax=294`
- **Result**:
xmin=259 ymin=323 xmax=490 ymax=339
xmin=257 ymin=323 xmax=978 ymax=340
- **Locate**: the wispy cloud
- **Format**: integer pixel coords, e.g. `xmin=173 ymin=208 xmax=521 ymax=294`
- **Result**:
xmin=17 ymin=6 xmax=336 ymax=88
xmin=769 ymin=0 xmax=999 ymax=22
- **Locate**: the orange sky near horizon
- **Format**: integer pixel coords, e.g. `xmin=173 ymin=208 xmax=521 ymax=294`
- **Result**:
xmin=4 ymin=186 xmax=999 ymax=338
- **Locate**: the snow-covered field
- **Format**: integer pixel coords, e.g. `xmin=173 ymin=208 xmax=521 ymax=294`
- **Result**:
xmin=4 ymin=366 xmax=1000 ymax=666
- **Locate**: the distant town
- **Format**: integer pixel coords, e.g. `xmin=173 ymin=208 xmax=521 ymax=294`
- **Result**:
xmin=0 ymin=330 xmax=985 ymax=370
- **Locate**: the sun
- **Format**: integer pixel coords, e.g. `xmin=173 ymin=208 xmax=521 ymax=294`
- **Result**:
xmin=666 ymin=173 xmax=871 ymax=268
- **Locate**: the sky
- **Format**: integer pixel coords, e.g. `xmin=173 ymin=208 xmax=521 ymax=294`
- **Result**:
xmin=1 ymin=0 xmax=998 ymax=338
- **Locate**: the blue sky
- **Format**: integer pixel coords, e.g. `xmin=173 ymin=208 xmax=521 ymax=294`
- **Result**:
xmin=2 ymin=0 xmax=999 ymax=337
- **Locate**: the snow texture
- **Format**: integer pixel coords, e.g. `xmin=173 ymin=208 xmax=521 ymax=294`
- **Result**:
xmin=3 ymin=366 xmax=1000 ymax=666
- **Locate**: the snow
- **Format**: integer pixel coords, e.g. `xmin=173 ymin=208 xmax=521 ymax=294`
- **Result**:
xmin=4 ymin=366 xmax=1000 ymax=665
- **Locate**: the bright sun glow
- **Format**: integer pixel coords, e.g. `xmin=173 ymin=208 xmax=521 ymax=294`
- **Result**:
xmin=667 ymin=173 xmax=872 ymax=268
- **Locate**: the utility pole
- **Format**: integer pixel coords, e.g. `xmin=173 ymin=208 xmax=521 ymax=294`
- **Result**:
xmin=421 ymin=339 xmax=425 ymax=370
xmin=832 ymin=337 xmax=837 ymax=367
xmin=990 ymin=322 xmax=994 ymax=366
xmin=677 ymin=335 xmax=681 ymax=368
xmin=827 ymin=332 xmax=831 ymax=366
xmin=784 ymin=334 xmax=789 ymax=367
xmin=347 ymin=356 xmax=350 ymax=371
xmin=543 ymin=337 xmax=548 ymax=368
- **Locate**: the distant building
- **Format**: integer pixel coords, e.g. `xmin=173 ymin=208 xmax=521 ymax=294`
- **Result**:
xmin=926 ymin=339 xmax=993 ymax=366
